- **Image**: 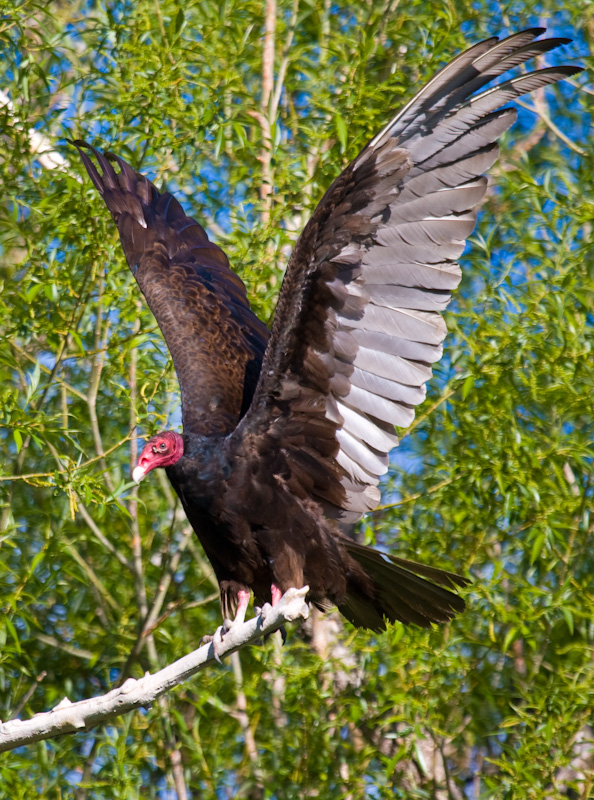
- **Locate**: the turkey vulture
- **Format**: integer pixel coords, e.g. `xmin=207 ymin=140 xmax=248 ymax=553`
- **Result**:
xmin=71 ymin=29 xmax=580 ymax=633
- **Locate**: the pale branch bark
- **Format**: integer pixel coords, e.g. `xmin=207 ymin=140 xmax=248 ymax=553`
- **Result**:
xmin=0 ymin=588 xmax=310 ymax=753
xmin=231 ymin=651 xmax=264 ymax=796
xmin=152 ymin=0 xmax=177 ymax=66
xmin=269 ymin=632 xmax=287 ymax=729
xmin=269 ymin=0 xmax=299 ymax=123
xmin=168 ymin=743 xmax=188 ymax=800
xmin=155 ymin=692 xmax=188 ymax=800
xmin=250 ymin=0 xmax=276 ymax=226
xmin=262 ymin=0 xmax=276 ymax=113
xmin=86 ymin=278 xmax=115 ymax=493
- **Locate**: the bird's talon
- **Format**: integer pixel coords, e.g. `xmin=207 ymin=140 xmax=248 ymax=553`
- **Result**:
xmin=210 ymin=624 xmax=227 ymax=664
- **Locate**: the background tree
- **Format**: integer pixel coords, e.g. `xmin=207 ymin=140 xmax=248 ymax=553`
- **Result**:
xmin=0 ymin=0 xmax=592 ymax=797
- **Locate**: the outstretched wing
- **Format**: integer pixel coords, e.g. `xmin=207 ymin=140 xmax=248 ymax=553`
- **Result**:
xmin=71 ymin=141 xmax=269 ymax=436
xmin=232 ymin=29 xmax=580 ymax=521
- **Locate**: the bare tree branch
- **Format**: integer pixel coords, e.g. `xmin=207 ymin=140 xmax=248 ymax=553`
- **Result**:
xmin=269 ymin=0 xmax=299 ymax=122
xmin=86 ymin=276 xmax=115 ymax=493
xmin=0 ymin=588 xmax=310 ymax=753
xmin=231 ymin=651 xmax=264 ymax=796
xmin=255 ymin=0 xmax=276 ymax=225
xmin=262 ymin=0 xmax=276 ymax=113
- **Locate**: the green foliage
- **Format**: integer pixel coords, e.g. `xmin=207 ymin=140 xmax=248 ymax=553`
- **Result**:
xmin=0 ymin=0 xmax=592 ymax=797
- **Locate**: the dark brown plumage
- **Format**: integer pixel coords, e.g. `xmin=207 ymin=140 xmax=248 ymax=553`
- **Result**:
xmin=71 ymin=29 xmax=580 ymax=632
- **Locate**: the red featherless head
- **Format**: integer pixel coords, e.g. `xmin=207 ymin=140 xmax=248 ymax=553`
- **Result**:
xmin=133 ymin=431 xmax=184 ymax=483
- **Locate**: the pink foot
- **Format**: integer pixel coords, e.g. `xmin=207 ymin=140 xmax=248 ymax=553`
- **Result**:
xmin=234 ymin=589 xmax=251 ymax=625
xmin=271 ymin=584 xmax=287 ymax=644
xmin=254 ymin=585 xmax=284 ymax=628
xmin=271 ymin=584 xmax=282 ymax=607
xmin=207 ymin=589 xmax=251 ymax=663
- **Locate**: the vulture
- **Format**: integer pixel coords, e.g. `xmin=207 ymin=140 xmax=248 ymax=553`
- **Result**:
xmin=71 ymin=29 xmax=580 ymax=634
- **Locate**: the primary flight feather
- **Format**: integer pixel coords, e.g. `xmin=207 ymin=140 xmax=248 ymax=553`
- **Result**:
xmin=71 ymin=29 xmax=580 ymax=632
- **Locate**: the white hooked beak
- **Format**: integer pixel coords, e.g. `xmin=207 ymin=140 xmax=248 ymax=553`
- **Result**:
xmin=132 ymin=465 xmax=147 ymax=484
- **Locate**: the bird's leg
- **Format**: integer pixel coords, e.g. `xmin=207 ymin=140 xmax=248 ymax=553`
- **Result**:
xmin=231 ymin=589 xmax=251 ymax=627
xmin=207 ymin=589 xmax=252 ymax=664
xmin=260 ymin=583 xmax=286 ymax=644
xmin=256 ymin=583 xmax=282 ymax=620
xmin=271 ymin=583 xmax=282 ymax=606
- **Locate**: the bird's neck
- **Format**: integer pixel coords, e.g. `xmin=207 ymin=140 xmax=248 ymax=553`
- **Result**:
xmin=165 ymin=432 xmax=231 ymax=509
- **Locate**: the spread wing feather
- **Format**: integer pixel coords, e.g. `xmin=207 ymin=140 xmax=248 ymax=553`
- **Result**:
xmin=233 ymin=30 xmax=580 ymax=521
xmin=71 ymin=141 xmax=269 ymax=435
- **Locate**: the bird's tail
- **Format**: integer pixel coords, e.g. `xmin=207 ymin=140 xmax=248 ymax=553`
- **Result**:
xmin=338 ymin=539 xmax=468 ymax=631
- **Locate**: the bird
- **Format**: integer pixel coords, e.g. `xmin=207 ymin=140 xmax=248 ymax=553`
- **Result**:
xmin=71 ymin=29 xmax=580 ymax=635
